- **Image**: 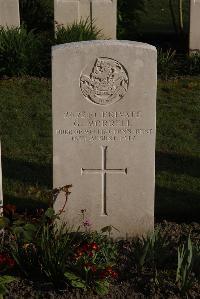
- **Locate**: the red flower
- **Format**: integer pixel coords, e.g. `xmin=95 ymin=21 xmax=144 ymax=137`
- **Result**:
xmin=7 ymin=257 xmax=15 ymax=268
xmin=0 ymin=254 xmax=15 ymax=268
xmin=111 ymin=271 xmax=118 ymax=279
xmin=81 ymin=243 xmax=90 ymax=252
xmin=0 ymin=254 xmax=6 ymax=265
xmin=76 ymin=249 xmax=83 ymax=257
xmin=4 ymin=204 xmax=16 ymax=217
xmin=84 ymin=263 xmax=97 ymax=272
xmin=99 ymin=270 xmax=107 ymax=279
xmin=91 ymin=265 xmax=97 ymax=272
xmin=106 ymin=266 xmax=113 ymax=274
xmin=90 ymin=242 xmax=99 ymax=251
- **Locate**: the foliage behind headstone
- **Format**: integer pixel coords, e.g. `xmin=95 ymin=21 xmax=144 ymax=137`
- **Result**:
xmin=19 ymin=0 xmax=53 ymax=33
xmin=117 ymin=0 xmax=146 ymax=39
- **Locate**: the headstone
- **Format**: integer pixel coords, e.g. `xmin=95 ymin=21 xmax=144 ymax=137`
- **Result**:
xmin=0 ymin=141 xmax=3 ymax=213
xmin=190 ymin=0 xmax=200 ymax=52
xmin=53 ymin=40 xmax=157 ymax=238
xmin=54 ymin=0 xmax=117 ymax=39
xmin=0 ymin=0 xmax=20 ymax=27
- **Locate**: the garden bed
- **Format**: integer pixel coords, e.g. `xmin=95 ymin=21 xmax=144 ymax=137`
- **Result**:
xmin=2 ymin=219 xmax=200 ymax=299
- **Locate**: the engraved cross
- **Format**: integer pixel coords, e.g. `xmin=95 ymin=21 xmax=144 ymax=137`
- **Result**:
xmin=81 ymin=146 xmax=127 ymax=216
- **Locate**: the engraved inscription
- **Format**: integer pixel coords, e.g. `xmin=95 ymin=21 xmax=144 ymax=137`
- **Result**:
xmin=81 ymin=146 xmax=127 ymax=216
xmin=56 ymin=110 xmax=153 ymax=143
xmin=80 ymin=58 xmax=129 ymax=106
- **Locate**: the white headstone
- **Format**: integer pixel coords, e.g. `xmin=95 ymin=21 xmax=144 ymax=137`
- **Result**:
xmin=54 ymin=0 xmax=117 ymax=39
xmin=190 ymin=0 xmax=200 ymax=52
xmin=0 ymin=0 xmax=20 ymax=27
xmin=52 ymin=40 xmax=157 ymax=238
xmin=0 ymin=141 xmax=3 ymax=213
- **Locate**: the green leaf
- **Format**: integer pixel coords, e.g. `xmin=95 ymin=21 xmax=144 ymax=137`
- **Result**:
xmin=94 ymin=280 xmax=110 ymax=296
xmin=0 ymin=284 xmax=6 ymax=296
xmin=64 ymin=272 xmax=80 ymax=281
xmin=44 ymin=208 xmax=55 ymax=219
xmin=101 ymin=225 xmax=119 ymax=233
xmin=23 ymin=230 xmax=34 ymax=242
xmin=12 ymin=226 xmax=24 ymax=235
xmin=12 ymin=219 xmax=26 ymax=226
xmin=70 ymin=280 xmax=86 ymax=289
xmin=139 ymin=241 xmax=150 ymax=269
xmin=0 ymin=217 xmax=10 ymax=229
xmin=64 ymin=272 xmax=86 ymax=290
xmin=101 ymin=226 xmax=112 ymax=233
xmin=0 ymin=275 xmax=16 ymax=284
xmin=24 ymin=223 xmax=37 ymax=232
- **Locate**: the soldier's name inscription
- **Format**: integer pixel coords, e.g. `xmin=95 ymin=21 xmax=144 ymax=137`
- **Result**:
xmin=56 ymin=110 xmax=153 ymax=142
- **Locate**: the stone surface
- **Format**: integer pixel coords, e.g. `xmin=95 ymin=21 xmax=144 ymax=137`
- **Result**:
xmin=54 ymin=0 xmax=117 ymax=39
xmin=52 ymin=40 xmax=157 ymax=238
xmin=0 ymin=0 xmax=20 ymax=27
xmin=0 ymin=141 xmax=3 ymax=212
xmin=190 ymin=0 xmax=200 ymax=52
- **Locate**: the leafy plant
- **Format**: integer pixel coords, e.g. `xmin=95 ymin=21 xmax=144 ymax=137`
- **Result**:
xmin=151 ymin=228 xmax=170 ymax=268
xmin=157 ymin=48 xmax=177 ymax=80
xmin=187 ymin=52 xmax=200 ymax=76
xmin=39 ymin=223 xmax=75 ymax=287
xmin=19 ymin=0 xmax=53 ymax=32
xmin=192 ymin=243 xmax=200 ymax=279
xmin=8 ymin=213 xmax=40 ymax=277
xmin=0 ymin=26 xmax=44 ymax=77
xmin=130 ymin=229 xmax=169 ymax=273
xmin=117 ymin=0 xmax=146 ymax=39
xmin=10 ymin=241 xmax=39 ymax=277
xmin=8 ymin=186 xmax=73 ymax=280
xmin=55 ymin=18 xmax=102 ymax=45
xmin=65 ymin=231 xmax=118 ymax=296
xmin=131 ymin=236 xmax=150 ymax=273
xmin=176 ymin=236 xmax=195 ymax=295
xmin=0 ymin=275 xmax=16 ymax=299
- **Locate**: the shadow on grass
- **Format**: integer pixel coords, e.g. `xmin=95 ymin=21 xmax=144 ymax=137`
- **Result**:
xmin=156 ymin=151 xmax=200 ymax=222
xmin=155 ymin=186 xmax=200 ymax=223
xmin=2 ymin=156 xmax=52 ymax=188
xmin=4 ymin=194 xmax=49 ymax=213
xmin=156 ymin=151 xmax=200 ymax=178
xmin=3 ymin=152 xmax=200 ymax=221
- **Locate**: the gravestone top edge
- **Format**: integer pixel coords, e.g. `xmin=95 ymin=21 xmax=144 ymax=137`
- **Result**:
xmin=52 ymin=40 xmax=157 ymax=52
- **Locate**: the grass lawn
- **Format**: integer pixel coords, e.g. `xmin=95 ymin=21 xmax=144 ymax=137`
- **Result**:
xmin=0 ymin=78 xmax=52 ymax=211
xmin=0 ymin=76 xmax=199 ymax=221
xmin=156 ymin=78 xmax=200 ymax=221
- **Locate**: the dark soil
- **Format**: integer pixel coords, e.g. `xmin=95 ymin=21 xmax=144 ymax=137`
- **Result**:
xmin=5 ymin=221 xmax=200 ymax=299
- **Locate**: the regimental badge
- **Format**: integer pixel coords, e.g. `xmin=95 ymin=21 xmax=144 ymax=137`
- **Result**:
xmin=80 ymin=57 xmax=129 ymax=106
